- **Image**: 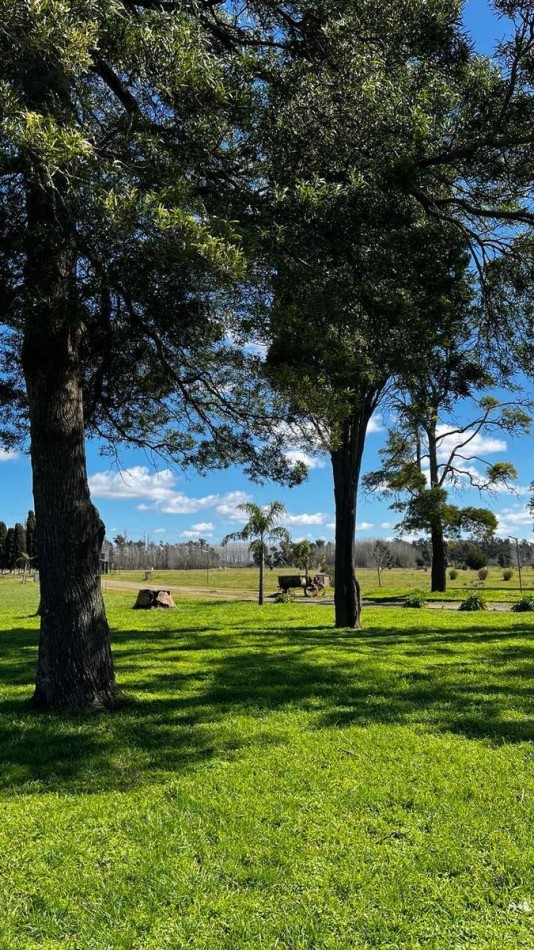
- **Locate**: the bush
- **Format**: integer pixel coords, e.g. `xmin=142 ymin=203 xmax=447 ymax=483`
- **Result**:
xmin=511 ymin=596 xmax=534 ymax=613
xmin=502 ymin=569 xmax=514 ymax=581
xmin=274 ymin=590 xmax=293 ymax=604
xmin=403 ymin=591 xmax=426 ymax=609
xmin=478 ymin=568 xmax=489 ymax=580
xmin=459 ymin=593 xmax=487 ymax=612
xmin=465 ymin=546 xmax=488 ymax=571
xmin=449 ymin=569 xmax=458 ymax=580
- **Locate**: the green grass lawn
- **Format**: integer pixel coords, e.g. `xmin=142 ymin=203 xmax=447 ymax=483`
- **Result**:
xmin=113 ymin=564 xmax=534 ymax=603
xmin=0 ymin=579 xmax=533 ymax=947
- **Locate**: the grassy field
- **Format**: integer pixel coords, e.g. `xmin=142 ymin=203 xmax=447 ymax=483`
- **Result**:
xmin=112 ymin=564 xmax=534 ymax=603
xmin=0 ymin=578 xmax=533 ymax=947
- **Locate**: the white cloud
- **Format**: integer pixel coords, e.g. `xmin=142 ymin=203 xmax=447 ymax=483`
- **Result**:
xmin=161 ymin=493 xmax=219 ymax=515
xmin=367 ymin=414 xmax=385 ymax=434
xmin=154 ymin=528 xmax=166 ymax=534
xmin=326 ymin=523 xmax=336 ymax=531
xmin=356 ymin=521 xmax=374 ymax=531
xmin=436 ymin=425 xmax=507 ymax=463
xmin=496 ymin=505 xmax=533 ymax=536
xmin=214 ymin=492 xmax=252 ymax=522
xmin=285 ymin=512 xmax=328 ymax=526
xmin=284 ymin=449 xmax=326 ymax=470
xmin=182 ymin=529 xmax=214 ymax=539
xmin=0 ymin=448 xmax=19 ymax=462
xmin=380 ymin=521 xmax=394 ymax=529
xmin=89 ymin=468 xmax=252 ymax=519
xmin=191 ymin=522 xmax=214 ymax=532
xmin=89 ymin=467 xmax=176 ymax=501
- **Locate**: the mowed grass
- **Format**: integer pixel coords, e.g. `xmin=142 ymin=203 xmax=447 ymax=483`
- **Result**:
xmin=0 ymin=579 xmax=533 ymax=948
xmin=115 ymin=564 xmax=534 ymax=602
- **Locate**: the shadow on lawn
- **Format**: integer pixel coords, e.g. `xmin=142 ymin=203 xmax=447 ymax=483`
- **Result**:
xmin=0 ymin=619 xmax=532 ymax=795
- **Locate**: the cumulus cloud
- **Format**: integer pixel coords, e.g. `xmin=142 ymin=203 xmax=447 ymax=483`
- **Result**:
xmin=285 ymin=512 xmax=328 ymax=526
xmin=436 ymin=425 xmax=507 ymax=463
xmin=161 ymin=493 xmax=219 ymax=515
xmin=89 ymin=468 xmax=251 ymax=519
xmin=153 ymin=528 xmax=166 ymax=534
xmin=367 ymin=414 xmax=385 ymax=434
xmin=284 ymin=449 xmax=326 ymax=470
xmin=191 ymin=522 xmax=214 ymax=533
xmin=356 ymin=521 xmax=374 ymax=531
xmin=89 ymin=467 xmax=176 ymax=501
xmin=182 ymin=529 xmax=214 ymax=539
xmin=214 ymin=492 xmax=252 ymax=522
xmin=496 ymin=505 xmax=533 ymax=536
xmin=0 ymin=448 xmax=19 ymax=462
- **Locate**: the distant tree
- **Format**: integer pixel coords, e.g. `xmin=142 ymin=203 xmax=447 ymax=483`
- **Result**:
xmin=4 ymin=527 xmax=16 ymax=572
xmin=412 ymin=539 xmax=432 ymax=569
xmin=464 ymin=546 xmax=488 ymax=572
xmin=26 ymin=510 xmax=37 ymax=568
xmin=223 ymin=502 xmax=290 ymax=605
xmin=292 ymin=540 xmax=315 ymax=578
xmin=365 ymin=394 xmax=530 ymax=592
xmin=13 ymin=523 xmax=26 ymax=569
xmin=267 ymin=538 xmax=294 ymax=569
xmin=0 ymin=521 xmax=6 ymax=572
xmin=371 ymin=541 xmax=393 ymax=588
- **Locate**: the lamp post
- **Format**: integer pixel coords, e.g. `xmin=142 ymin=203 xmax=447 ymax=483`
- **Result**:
xmin=508 ymin=536 xmax=523 ymax=593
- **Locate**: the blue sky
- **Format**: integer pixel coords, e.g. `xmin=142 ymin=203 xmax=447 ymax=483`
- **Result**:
xmin=1 ymin=0 xmax=532 ymax=545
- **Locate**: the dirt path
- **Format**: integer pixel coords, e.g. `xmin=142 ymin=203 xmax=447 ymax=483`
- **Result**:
xmin=101 ymin=578 xmax=259 ymax=601
xmin=101 ymin=580 xmax=517 ymax=612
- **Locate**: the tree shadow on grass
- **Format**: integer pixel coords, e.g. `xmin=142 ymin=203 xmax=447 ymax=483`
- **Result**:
xmin=0 ymin=620 xmax=532 ymax=795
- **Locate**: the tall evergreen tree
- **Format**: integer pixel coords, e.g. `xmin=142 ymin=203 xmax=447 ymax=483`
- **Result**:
xmin=0 ymin=1 xmax=304 ymax=707
xmin=0 ymin=521 xmax=7 ymax=572
xmin=26 ymin=511 xmax=37 ymax=560
xmin=13 ymin=522 xmax=26 ymax=568
xmin=26 ymin=510 xmax=37 ymax=566
xmin=4 ymin=527 xmax=16 ymax=572
xmin=261 ymin=0 xmax=534 ymax=627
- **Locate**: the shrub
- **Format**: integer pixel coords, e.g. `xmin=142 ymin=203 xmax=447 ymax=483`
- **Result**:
xmin=459 ymin=593 xmax=487 ymax=612
xmin=403 ymin=591 xmax=426 ymax=609
xmin=511 ymin=596 xmax=534 ymax=613
xmin=274 ymin=590 xmax=293 ymax=604
xmin=449 ymin=569 xmax=458 ymax=580
xmin=478 ymin=568 xmax=489 ymax=580
xmin=465 ymin=546 xmax=488 ymax=571
xmin=502 ymin=569 xmax=514 ymax=581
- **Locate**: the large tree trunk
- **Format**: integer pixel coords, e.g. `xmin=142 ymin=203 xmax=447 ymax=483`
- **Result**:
xmin=21 ymin=178 xmax=115 ymax=709
xmin=430 ymin=523 xmax=447 ymax=593
xmin=331 ymin=392 xmax=380 ymax=628
xmin=427 ymin=421 xmax=447 ymax=594
xmin=258 ymin=540 xmax=264 ymax=606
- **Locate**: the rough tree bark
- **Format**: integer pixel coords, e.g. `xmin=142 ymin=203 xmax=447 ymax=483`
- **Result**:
xmin=21 ymin=178 xmax=115 ymax=709
xmin=430 ymin=523 xmax=447 ymax=593
xmin=258 ymin=538 xmax=265 ymax=606
xmin=330 ymin=393 xmax=379 ymax=629
xmin=427 ymin=421 xmax=447 ymax=593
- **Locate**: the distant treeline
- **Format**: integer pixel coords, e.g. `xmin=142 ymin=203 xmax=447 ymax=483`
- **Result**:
xmin=0 ymin=511 xmax=37 ymax=571
xmin=102 ymin=535 xmax=532 ymax=573
xmin=2 ymin=521 xmax=529 ymax=574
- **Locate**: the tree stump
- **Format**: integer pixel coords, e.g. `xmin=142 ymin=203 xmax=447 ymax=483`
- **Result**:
xmin=133 ymin=588 xmax=176 ymax=609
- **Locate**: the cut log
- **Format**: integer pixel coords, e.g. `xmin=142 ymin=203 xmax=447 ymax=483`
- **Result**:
xmin=133 ymin=588 xmax=176 ymax=610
